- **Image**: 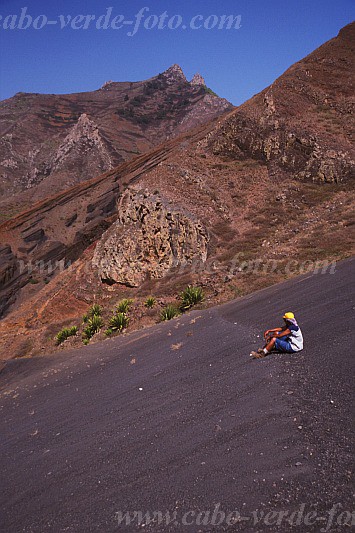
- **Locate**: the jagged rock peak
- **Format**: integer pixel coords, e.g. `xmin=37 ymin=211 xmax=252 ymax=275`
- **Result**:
xmin=74 ymin=113 xmax=98 ymax=130
xmin=191 ymin=73 xmax=205 ymax=86
xmin=163 ymin=64 xmax=187 ymax=83
xmin=101 ymin=80 xmax=114 ymax=89
xmin=51 ymin=113 xmax=111 ymax=170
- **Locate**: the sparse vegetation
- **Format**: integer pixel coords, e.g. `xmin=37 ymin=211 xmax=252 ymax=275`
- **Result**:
xmin=131 ymin=95 xmax=147 ymax=106
xmin=202 ymin=85 xmax=218 ymax=97
xmin=105 ymin=312 xmax=129 ymax=335
xmin=180 ymin=286 xmax=204 ymax=311
xmin=116 ymin=107 xmax=134 ymax=118
xmin=160 ymin=305 xmax=180 ymax=321
xmin=82 ymin=315 xmax=104 ymax=341
xmin=144 ymin=296 xmax=156 ymax=309
xmin=115 ymin=299 xmax=133 ymax=313
xmin=55 ymin=326 xmax=78 ymax=345
xmin=83 ymin=304 xmax=102 ymax=323
xmin=91 ymin=303 xmax=102 ymax=316
xmin=143 ymin=79 xmax=165 ymax=95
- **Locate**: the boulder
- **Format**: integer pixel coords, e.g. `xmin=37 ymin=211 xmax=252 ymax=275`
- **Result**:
xmin=92 ymin=190 xmax=209 ymax=287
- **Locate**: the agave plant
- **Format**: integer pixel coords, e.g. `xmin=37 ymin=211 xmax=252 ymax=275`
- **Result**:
xmin=160 ymin=305 xmax=180 ymax=322
xmin=180 ymin=285 xmax=204 ymax=311
xmin=55 ymin=325 xmax=78 ymax=345
xmin=83 ymin=303 xmax=102 ymax=323
xmin=107 ymin=312 xmax=129 ymax=333
xmin=144 ymin=296 xmax=156 ymax=309
xmin=115 ymin=299 xmax=133 ymax=313
xmin=90 ymin=303 xmax=102 ymax=316
xmin=83 ymin=315 xmax=104 ymax=341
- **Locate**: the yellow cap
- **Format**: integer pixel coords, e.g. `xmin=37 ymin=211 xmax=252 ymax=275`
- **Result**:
xmin=283 ymin=312 xmax=295 ymax=320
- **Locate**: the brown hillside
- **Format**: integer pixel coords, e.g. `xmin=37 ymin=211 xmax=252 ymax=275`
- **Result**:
xmin=0 ymin=24 xmax=354 ymax=359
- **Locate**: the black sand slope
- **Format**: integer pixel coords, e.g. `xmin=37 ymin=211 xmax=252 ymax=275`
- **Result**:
xmin=1 ymin=258 xmax=354 ymax=532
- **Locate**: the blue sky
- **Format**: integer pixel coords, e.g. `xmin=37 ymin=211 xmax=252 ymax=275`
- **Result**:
xmin=0 ymin=0 xmax=353 ymax=105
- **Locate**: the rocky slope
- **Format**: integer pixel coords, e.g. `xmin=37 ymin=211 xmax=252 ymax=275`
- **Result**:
xmin=0 ymin=65 xmax=232 ymax=217
xmin=210 ymin=23 xmax=354 ymax=183
xmin=0 ymin=23 xmax=354 ymax=359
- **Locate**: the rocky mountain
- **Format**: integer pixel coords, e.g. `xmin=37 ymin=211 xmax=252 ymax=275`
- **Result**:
xmin=0 ymin=23 xmax=354 ymax=359
xmin=0 ymin=65 xmax=233 ymax=218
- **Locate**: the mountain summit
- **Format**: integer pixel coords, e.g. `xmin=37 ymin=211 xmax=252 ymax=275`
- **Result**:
xmin=191 ymin=73 xmax=205 ymax=86
xmin=162 ymin=64 xmax=187 ymax=83
xmin=0 ymin=67 xmax=233 ymax=218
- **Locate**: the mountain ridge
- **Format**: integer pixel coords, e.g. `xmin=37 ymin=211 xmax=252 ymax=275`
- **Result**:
xmin=0 ymin=64 xmax=233 ymax=217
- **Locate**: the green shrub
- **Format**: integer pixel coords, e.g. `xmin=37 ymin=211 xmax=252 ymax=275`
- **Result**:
xmin=203 ymin=85 xmax=218 ymax=97
xmin=83 ymin=303 xmax=102 ymax=323
xmin=83 ymin=315 xmax=104 ymax=341
xmin=107 ymin=312 xmax=129 ymax=334
xmin=144 ymin=296 xmax=156 ymax=309
xmin=91 ymin=303 xmax=102 ymax=315
xmin=160 ymin=305 xmax=180 ymax=321
xmin=180 ymin=285 xmax=204 ymax=311
xmin=115 ymin=299 xmax=133 ymax=313
xmin=55 ymin=326 xmax=78 ymax=345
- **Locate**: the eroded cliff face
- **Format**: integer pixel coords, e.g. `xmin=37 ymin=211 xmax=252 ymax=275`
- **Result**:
xmin=51 ymin=113 xmax=112 ymax=173
xmin=211 ymin=97 xmax=354 ymax=183
xmin=211 ymin=24 xmax=355 ymax=183
xmin=92 ymin=190 xmax=209 ymax=287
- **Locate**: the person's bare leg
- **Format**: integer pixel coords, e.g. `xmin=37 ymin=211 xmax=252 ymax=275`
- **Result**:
xmin=251 ymin=337 xmax=277 ymax=358
xmin=258 ymin=335 xmax=275 ymax=353
xmin=265 ymin=337 xmax=277 ymax=352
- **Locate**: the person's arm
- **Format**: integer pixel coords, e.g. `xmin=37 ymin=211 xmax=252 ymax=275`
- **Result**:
xmin=264 ymin=327 xmax=283 ymax=339
xmin=278 ymin=328 xmax=291 ymax=338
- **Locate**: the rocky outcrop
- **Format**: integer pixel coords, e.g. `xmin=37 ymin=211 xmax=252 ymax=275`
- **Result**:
xmin=210 ymin=23 xmax=355 ymax=183
xmin=92 ymin=190 xmax=209 ymax=287
xmin=51 ymin=113 xmax=112 ymax=172
xmin=0 ymin=140 xmax=176 ymax=317
xmin=212 ymin=106 xmax=354 ymax=183
xmin=163 ymin=64 xmax=187 ymax=84
xmin=0 ymin=245 xmax=17 ymax=288
xmin=191 ymin=73 xmax=205 ymax=86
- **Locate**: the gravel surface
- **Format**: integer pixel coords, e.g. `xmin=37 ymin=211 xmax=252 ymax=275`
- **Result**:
xmin=0 ymin=258 xmax=354 ymax=532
